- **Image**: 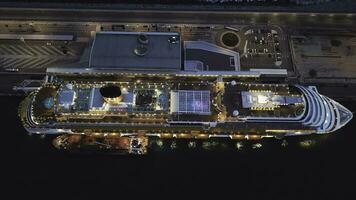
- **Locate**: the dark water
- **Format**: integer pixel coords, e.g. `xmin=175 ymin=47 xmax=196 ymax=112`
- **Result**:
xmin=4 ymin=96 xmax=356 ymax=198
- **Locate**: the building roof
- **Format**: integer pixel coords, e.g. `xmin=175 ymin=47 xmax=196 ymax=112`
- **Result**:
xmin=184 ymin=41 xmax=240 ymax=71
xmin=170 ymin=90 xmax=211 ymax=115
xmin=89 ymin=32 xmax=181 ymax=71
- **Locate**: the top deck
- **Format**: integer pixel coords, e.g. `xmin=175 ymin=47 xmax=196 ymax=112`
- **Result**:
xmin=30 ymin=74 xmax=306 ymax=128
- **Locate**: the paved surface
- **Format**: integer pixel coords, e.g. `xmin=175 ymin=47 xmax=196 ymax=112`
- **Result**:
xmin=0 ymin=8 xmax=356 ymax=27
xmin=0 ymin=21 xmax=93 ymax=73
xmin=237 ymin=25 xmax=293 ymax=74
xmin=290 ymin=28 xmax=356 ymax=83
xmin=0 ymin=41 xmax=84 ymax=72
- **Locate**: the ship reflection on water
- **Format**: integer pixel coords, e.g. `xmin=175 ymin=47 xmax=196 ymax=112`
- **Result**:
xmin=145 ymin=135 xmax=329 ymax=154
xmin=42 ymin=130 xmax=346 ymax=155
xmin=27 ymin=132 xmax=343 ymax=156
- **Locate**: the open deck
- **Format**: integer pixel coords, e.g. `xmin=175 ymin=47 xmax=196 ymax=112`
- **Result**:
xmin=17 ymin=67 xmax=353 ymax=140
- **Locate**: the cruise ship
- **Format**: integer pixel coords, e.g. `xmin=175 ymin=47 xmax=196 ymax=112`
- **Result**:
xmin=18 ymin=31 xmax=353 ymax=154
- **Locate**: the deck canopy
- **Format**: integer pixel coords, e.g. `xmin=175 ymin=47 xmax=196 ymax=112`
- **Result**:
xmin=170 ymin=90 xmax=211 ymax=115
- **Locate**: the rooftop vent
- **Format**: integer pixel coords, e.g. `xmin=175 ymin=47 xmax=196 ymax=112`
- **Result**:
xmin=138 ymin=34 xmax=149 ymax=44
xmin=168 ymin=36 xmax=178 ymax=44
xmin=134 ymin=34 xmax=149 ymax=56
xmin=133 ymin=45 xmax=149 ymax=56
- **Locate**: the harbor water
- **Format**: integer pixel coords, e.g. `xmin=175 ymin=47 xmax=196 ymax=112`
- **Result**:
xmin=3 ymin=96 xmax=356 ymax=198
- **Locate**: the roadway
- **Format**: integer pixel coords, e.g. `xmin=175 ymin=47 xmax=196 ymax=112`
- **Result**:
xmin=0 ymin=8 xmax=355 ymax=28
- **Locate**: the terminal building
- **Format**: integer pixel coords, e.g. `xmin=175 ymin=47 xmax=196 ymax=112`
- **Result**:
xmin=48 ymin=31 xmax=285 ymax=76
xmin=89 ymin=32 xmax=182 ymax=71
